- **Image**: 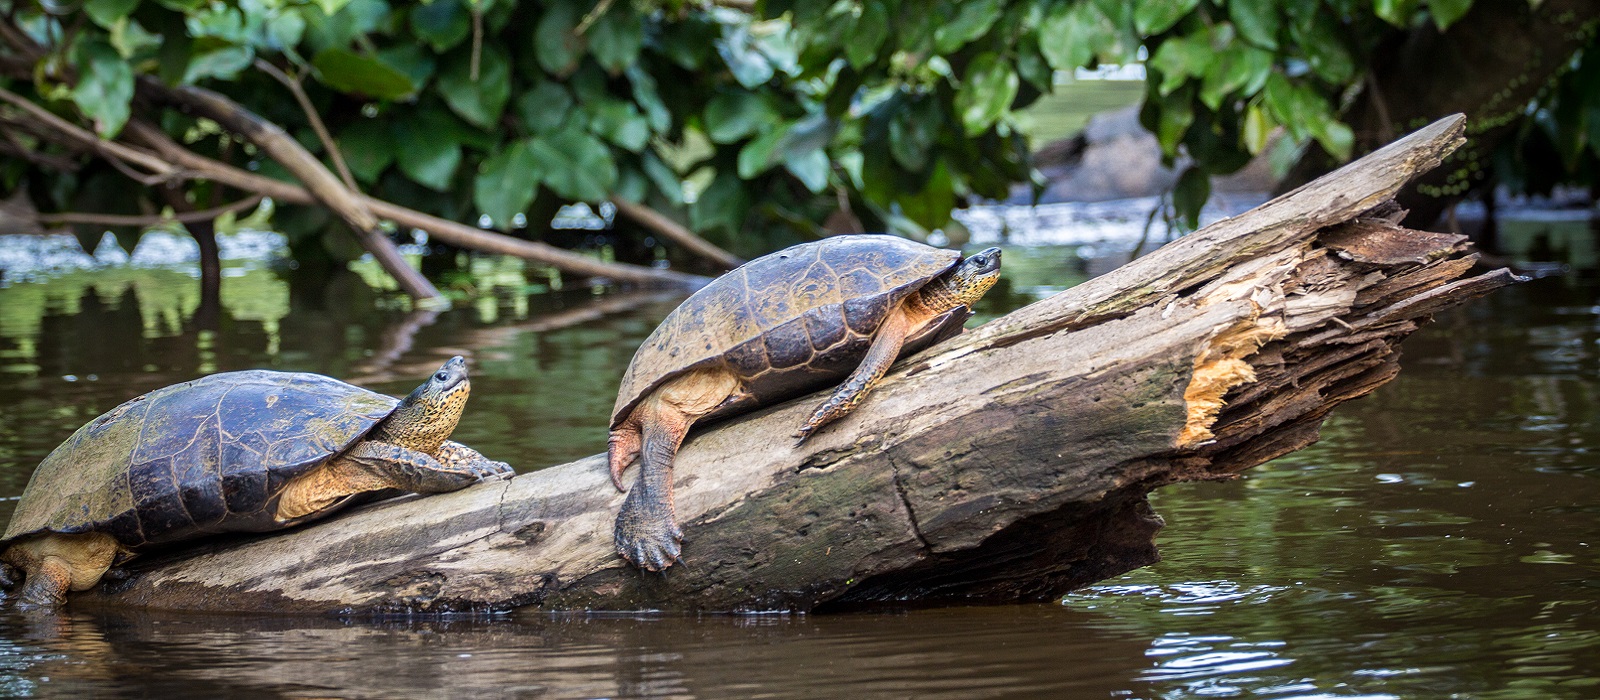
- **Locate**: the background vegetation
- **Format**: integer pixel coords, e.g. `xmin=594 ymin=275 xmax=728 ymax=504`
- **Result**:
xmin=1 ymin=0 xmax=1597 ymax=293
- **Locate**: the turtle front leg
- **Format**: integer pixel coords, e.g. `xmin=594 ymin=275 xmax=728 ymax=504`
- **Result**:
xmin=277 ymin=441 xmax=496 ymax=522
xmin=436 ymin=440 xmax=515 ymax=481
xmin=796 ymin=307 xmax=913 ymax=442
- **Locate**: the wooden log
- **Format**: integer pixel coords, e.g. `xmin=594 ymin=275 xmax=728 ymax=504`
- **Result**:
xmin=77 ymin=115 xmax=1517 ymax=615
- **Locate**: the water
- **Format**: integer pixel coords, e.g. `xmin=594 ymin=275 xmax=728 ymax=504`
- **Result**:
xmin=0 ymin=216 xmax=1597 ymax=698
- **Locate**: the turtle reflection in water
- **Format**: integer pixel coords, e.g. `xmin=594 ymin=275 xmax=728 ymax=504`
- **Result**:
xmin=610 ymin=235 xmax=1002 ymax=571
xmin=0 ymin=356 xmax=513 ymax=607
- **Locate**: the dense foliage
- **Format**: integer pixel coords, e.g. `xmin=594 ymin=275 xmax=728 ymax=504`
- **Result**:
xmin=0 ymin=0 xmax=1570 ymax=268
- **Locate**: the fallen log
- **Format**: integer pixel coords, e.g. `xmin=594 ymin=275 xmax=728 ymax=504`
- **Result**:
xmin=78 ymin=115 xmax=1516 ymax=615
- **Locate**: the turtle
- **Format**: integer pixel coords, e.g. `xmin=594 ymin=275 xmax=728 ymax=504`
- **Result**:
xmin=608 ymin=235 xmax=1002 ymax=571
xmin=0 ymin=356 xmax=513 ymax=607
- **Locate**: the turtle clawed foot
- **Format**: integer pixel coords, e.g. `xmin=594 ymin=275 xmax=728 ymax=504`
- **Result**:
xmin=472 ymin=460 xmax=515 ymax=482
xmin=615 ymin=514 xmax=684 ymax=572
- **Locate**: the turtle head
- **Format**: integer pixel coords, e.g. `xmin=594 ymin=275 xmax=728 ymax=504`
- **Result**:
xmin=946 ymin=247 xmax=1003 ymax=308
xmin=385 ymin=356 xmax=471 ymax=453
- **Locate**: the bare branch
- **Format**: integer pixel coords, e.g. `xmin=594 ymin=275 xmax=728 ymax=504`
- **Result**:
xmin=609 ymin=197 xmax=745 ymax=269
xmin=122 ymin=121 xmax=703 ymax=286
xmin=37 ymin=194 xmax=265 ymax=227
xmin=136 ymin=78 xmax=442 ymax=302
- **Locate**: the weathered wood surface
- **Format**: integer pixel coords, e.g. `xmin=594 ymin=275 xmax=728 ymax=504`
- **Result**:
xmin=77 ymin=115 xmax=1516 ymax=615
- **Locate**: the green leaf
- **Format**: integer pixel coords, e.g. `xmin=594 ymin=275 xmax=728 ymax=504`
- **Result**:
xmin=934 ymin=0 xmax=1001 ymax=53
xmin=71 ymin=40 xmax=134 ymax=138
xmin=410 ymin=0 xmax=471 ymax=53
xmin=265 ymin=9 xmax=307 ymax=51
xmin=529 ymin=125 xmax=617 ymax=201
xmin=1133 ymin=0 xmax=1200 ymax=35
xmin=847 ymin=3 xmax=888 ymax=69
xmin=718 ymin=24 xmax=776 ymax=88
xmin=534 ymin=1 xmax=584 ymax=75
xmin=737 ymin=128 xmax=786 ymax=178
xmin=1314 ymin=119 xmax=1354 ymax=161
xmin=184 ymin=46 xmax=254 ymax=83
xmin=705 ymin=91 xmax=776 ymax=144
xmin=312 ymin=48 xmax=419 ymax=100
xmin=784 ymin=148 xmax=830 ymax=193
xmin=1242 ymin=104 xmax=1273 ymax=154
xmin=110 ymin=17 xmax=162 ymax=58
xmin=589 ymin=100 xmax=651 ymax=152
xmin=889 ymin=100 xmax=937 ymax=171
xmin=641 ymin=150 xmax=683 ymax=201
xmin=393 ymin=120 xmax=462 ymax=191
xmin=898 ymin=159 xmax=954 ymax=229
xmin=1040 ymin=2 xmax=1113 ymax=70
xmin=1149 ymin=35 xmax=1215 ymax=95
xmin=475 ymin=139 xmax=544 ymax=228
xmin=1291 ymin=12 xmax=1355 ymax=83
xmin=589 ymin=7 xmax=644 ymax=73
xmin=1171 ymin=165 xmax=1210 ymax=229
xmin=376 ymin=44 xmax=437 ymax=90
xmin=315 ymin=0 xmax=354 ymax=18
xmin=1200 ymin=45 xmax=1273 ymax=109
xmin=1229 ymin=0 xmax=1279 ymax=50
xmin=1375 ymin=0 xmax=1420 ymax=26
xmin=954 ymin=53 xmax=1019 ymax=136
xmin=627 ymin=65 xmax=671 ymax=133
xmin=1155 ymin=87 xmax=1196 ymax=154
xmin=85 ymin=0 xmax=140 ymax=29
xmin=439 ymin=46 xmax=511 ymax=129
xmin=1429 ymin=0 xmax=1473 ymax=30
xmin=517 ymin=82 xmax=574 ymax=133
xmin=338 ymin=119 xmax=397 ymax=183
xmin=690 ymin=170 xmax=749 ymax=232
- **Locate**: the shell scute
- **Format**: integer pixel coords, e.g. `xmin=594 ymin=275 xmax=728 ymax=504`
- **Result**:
xmin=3 ymin=370 xmax=398 ymax=548
xmin=612 ymin=235 xmax=961 ymax=426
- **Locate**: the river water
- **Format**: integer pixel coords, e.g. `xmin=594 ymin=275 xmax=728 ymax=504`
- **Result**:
xmin=0 ymin=210 xmax=1596 ymax=698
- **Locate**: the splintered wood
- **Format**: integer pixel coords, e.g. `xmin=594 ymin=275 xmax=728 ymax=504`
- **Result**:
xmin=75 ymin=115 xmax=1519 ymax=615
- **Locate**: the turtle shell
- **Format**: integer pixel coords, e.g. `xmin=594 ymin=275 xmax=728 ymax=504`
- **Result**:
xmin=613 ymin=234 xmax=968 ymax=427
xmin=2 ymin=371 xmax=397 ymax=549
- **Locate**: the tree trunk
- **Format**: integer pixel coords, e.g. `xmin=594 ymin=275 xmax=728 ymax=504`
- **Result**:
xmin=1280 ymin=0 xmax=1600 ymax=229
xmin=78 ymin=116 xmax=1518 ymax=615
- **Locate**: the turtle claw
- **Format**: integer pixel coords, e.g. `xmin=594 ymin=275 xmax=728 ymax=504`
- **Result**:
xmin=622 ymin=533 xmax=682 ymax=573
xmin=472 ymin=460 xmax=515 ymax=482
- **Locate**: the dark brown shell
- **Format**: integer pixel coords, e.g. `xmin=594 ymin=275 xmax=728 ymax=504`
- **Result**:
xmin=612 ymin=235 xmax=964 ymax=426
xmin=2 ymin=371 xmax=397 ymax=549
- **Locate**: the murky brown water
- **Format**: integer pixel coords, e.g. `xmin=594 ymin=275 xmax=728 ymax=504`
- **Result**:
xmin=0 ymin=225 xmax=1596 ymax=698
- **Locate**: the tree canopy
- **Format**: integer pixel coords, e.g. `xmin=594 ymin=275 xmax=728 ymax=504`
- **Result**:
xmin=0 ymin=0 xmax=1594 ymax=296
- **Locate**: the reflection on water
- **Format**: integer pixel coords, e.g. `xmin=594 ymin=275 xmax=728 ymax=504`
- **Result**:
xmin=0 ymin=222 xmax=1598 ymax=697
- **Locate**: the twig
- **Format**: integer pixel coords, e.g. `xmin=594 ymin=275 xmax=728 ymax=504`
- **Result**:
xmin=470 ymin=6 xmax=483 ymax=81
xmin=609 ymin=197 xmax=744 ymax=269
xmin=575 ymin=0 xmax=618 ymax=35
xmin=255 ymin=58 xmax=360 ymax=192
xmin=0 ymin=87 xmax=175 ymax=177
xmin=38 ymin=194 xmax=264 ymax=227
xmin=0 ymin=128 xmax=79 ymax=171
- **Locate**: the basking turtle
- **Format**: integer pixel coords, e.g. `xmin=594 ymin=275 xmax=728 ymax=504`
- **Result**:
xmin=609 ymin=235 xmax=1002 ymax=570
xmin=0 ymin=356 xmax=512 ymax=607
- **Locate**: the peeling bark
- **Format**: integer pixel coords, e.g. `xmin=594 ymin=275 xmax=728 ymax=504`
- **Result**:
xmin=75 ymin=116 xmax=1518 ymax=615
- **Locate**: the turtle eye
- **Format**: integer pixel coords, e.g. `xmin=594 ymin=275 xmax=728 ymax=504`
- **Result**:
xmin=435 ymin=371 xmax=449 ymax=382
